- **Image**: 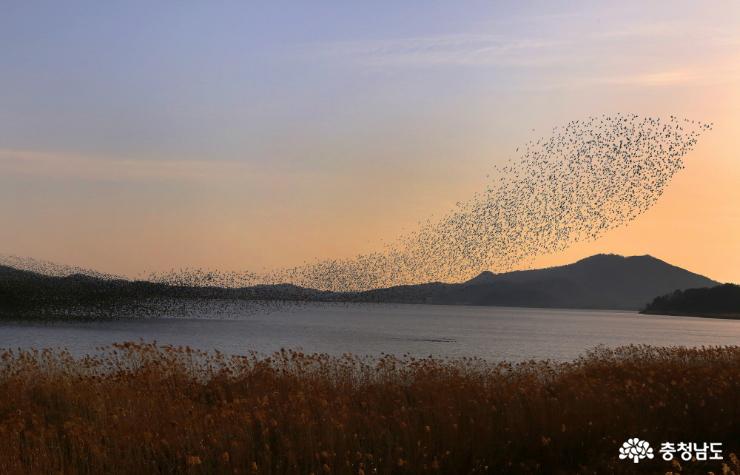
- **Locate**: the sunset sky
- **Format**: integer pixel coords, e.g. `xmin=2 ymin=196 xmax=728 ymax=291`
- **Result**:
xmin=1 ymin=1 xmax=739 ymax=283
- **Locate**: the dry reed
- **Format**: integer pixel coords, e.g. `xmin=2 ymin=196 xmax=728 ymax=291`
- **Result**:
xmin=0 ymin=343 xmax=739 ymax=474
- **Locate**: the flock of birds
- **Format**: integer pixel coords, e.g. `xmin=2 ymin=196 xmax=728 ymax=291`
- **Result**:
xmin=2 ymin=114 xmax=713 ymax=301
xmin=237 ymin=113 xmax=711 ymax=292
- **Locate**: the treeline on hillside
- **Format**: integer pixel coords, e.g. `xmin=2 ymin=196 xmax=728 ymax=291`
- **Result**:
xmin=642 ymin=283 xmax=740 ymax=317
xmin=0 ymin=266 xmax=325 ymax=319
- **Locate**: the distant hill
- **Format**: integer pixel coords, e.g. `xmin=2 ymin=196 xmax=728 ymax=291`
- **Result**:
xmin=642 ymin=284 xmax=740 ymax=318
xmin=0 ymin=254 xmax=719 ymax=316
xmin=0 ymin=265 xmax=324 ymax=307
xmin=348 ymin=254 xmax=718 ymax=310
xmin=0 ymin=263 xmax=333 ymax=319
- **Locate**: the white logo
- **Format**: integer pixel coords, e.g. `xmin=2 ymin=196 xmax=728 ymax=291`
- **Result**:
xmin=619 ymin=438 xmax=655 ymax=463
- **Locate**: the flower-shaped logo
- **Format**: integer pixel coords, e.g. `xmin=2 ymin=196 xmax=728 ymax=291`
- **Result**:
xmin=619 ymin=438 xmax=654 ymax=463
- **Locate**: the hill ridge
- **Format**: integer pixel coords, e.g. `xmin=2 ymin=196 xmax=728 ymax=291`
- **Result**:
xmin=355 ymin=254 xmax=718 ymax=310
xmin=0 ymin=254 xmax=719 ymax=312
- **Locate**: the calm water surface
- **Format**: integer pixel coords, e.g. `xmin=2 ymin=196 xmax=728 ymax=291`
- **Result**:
xmin=1 ymin=303 xmax=739 ymax=361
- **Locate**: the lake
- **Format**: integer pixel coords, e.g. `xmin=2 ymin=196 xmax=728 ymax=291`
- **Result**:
xmin=1 ymin=302 xmax=739 ymax=361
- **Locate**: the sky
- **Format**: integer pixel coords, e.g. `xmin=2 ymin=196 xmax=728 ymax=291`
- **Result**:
xmin=0 ymin=1 xmax=739 ymax=283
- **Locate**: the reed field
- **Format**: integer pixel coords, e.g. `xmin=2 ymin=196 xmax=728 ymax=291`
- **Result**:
xmin=0 ymin=343 xmax=739 ymax=474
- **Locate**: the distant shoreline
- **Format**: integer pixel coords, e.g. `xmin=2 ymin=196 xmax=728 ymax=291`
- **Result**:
xmin=641 ymin=309 xmax=740 ymax=320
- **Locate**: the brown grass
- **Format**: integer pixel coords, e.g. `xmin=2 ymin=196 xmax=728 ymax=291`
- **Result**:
xmin=1 ymin=343 xmax=739 ymax=474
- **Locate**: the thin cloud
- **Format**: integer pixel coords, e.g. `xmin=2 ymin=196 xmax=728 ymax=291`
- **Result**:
xmin=313 ymin=17 xmax=739 ymax=74
xmin=318 ymin=33 xmax=570 ymax=68
xmin=559 ymin=62 xmax=740 ymax=90
xmin=593 ymin=22 xmax=685 ymax=40
xmin=0 ymin=149 xmax=254 ymax=183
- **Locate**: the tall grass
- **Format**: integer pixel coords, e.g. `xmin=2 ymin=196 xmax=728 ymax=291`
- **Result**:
xmin=1 ymin=343 xmax=739 ymax=474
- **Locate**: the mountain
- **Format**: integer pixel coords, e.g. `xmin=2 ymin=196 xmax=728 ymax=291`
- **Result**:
xmin=0 ymin=254 xmax=719 ymax=314
xmin=349 ymin=254 xmax=718 ymax=310
xmin=642 ymin=284 xmax=740 ymax=318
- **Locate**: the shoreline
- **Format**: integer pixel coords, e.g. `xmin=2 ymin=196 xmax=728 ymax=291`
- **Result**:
xmin=641 ymin=310 xmax=740 ymax=320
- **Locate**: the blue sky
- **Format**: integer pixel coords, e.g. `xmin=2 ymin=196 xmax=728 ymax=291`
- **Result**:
xmin=3 ymin=1 xmax=733 ymax=161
